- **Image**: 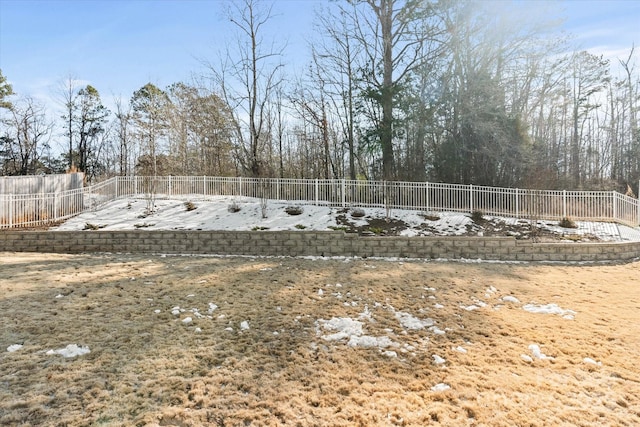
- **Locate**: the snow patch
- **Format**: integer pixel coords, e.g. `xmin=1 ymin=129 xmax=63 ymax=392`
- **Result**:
xmin=429 ymin=326 xmax=446 ymax=335
xmin=528 ymin=344 xmax=554 ymax=360
xmin=583 ymin=357 xmax=602 ymax=366
xmin=432 ymin=354 xmax=446 ymax=365
xmin=319 ymin=317 xmax=364 ymax=342
xmin=523 ymin=303 xmax=576 ymax=319
xmin=521 ymin=354 xmax=533 ymax=363
xmin=46 ymin=344 xmax=90 ymax=358
xmin=348 ymin=335 xmax=395 ymax=349
xmin=394 ymin=311 xmax=435 ymax=330
xmin=317 ymin=317 xmax=398 ymax=352
xmin=431 ymin=383 xmax=451 ymax=392
xmin=7 ymin=344 xmax=23 ymax=352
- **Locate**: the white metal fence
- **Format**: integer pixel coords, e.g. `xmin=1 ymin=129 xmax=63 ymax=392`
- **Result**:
xmin=1 ymin=175 xmax=639 ymax=228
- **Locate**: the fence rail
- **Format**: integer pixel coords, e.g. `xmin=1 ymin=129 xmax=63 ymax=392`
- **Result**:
xmin=1 ymin=175 xmax=639 ymax=228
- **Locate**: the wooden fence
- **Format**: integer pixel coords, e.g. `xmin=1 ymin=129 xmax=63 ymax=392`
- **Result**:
xmin=0 ymin=173 xmax=84 ymax=227
xmin=0 ymin=173 xmax=84 ymax=194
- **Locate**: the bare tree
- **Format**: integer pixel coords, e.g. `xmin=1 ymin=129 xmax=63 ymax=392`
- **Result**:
xmin=131 ymin=83 xmax=171 ymax=214
xmin=113 ymin=95 xmax=133 ymax=175
xmin=618 ymin=46 xmax=639 ymax=188
xmin=207 ymin=0 xmax=284 ymax=178
xmin=1 ymin=97 xmax=53 ymax=175
xmin=291 ymin=55 xmax=335 ymax=179
xmin=313 ymin=3 xmax=363 ymax=180
xmin=568 ymin=51 xmax=610 ymax=186
xmin=59 ymin=75 xmax=80 ymax=170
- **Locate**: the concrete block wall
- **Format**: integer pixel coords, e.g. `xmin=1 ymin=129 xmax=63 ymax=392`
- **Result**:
xmin=0 ymin=230 xmax=639 ymax=263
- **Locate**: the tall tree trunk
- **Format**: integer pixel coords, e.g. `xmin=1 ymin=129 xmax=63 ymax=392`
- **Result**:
xmin=380 ymin=0 xmax=394 ymax=180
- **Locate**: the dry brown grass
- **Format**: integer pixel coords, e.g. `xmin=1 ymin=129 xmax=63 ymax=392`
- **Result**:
xmin=1 ymin=252 xmax=639 ymax=427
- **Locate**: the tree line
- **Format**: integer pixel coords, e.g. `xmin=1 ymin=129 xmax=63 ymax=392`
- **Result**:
xmin=0 ymin=0 xmax=638 ymax=195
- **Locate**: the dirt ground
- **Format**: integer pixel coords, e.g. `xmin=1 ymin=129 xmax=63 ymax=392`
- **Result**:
xmin=1 ymin=252 xmax=639 ymax=427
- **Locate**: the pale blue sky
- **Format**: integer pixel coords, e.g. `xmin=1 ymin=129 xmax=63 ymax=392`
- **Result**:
xmin=0 ymin=0 xmax=638 ymax=111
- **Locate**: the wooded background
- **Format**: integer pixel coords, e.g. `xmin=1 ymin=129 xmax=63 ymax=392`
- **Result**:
xmin=0 ymin=0 xmax=638 ymax=196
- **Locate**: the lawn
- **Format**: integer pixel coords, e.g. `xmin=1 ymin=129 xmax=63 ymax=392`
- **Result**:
xmin=1 ymin=253 xmax=639 ymax=426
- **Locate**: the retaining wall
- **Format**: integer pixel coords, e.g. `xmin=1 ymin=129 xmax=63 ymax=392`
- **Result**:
xmin=1 ymin=231 xmax=639 ymax=263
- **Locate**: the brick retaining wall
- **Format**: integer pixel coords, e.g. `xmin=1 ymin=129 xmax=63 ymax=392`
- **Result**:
xmin=1 ymin=230 xmax=639 ymax=262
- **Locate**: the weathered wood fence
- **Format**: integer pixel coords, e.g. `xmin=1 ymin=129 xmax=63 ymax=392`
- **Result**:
xmin=0 ymin=173 xmax=84 ymax=227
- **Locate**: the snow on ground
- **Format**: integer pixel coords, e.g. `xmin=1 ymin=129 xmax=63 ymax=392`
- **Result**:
xmin=45 ymin=344 xmax=90 ymax=358
xmin=4 ymin=260 xmax=608 ymax=398
xmin=6 ymin=344 xmax=22 ymax=353
xmin=52 ymin=196 xmax=640 ymax=242
xmin=523 ymin=303 xmax=576 ymax=319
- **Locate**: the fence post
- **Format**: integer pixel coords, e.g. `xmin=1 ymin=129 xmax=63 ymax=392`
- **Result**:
xmin=426 ymin=181 xmax=430 ymax=211
xmin=469 ymin=184 xmax=474 ymax=213
xmin=8 ymin=193 xmax=13 ymax=227
xmin=54 ymin=192 xmax=59 ymax=221
xmin=637 ymin=179 xmax=640 ymax=226
xmin=612 ymin=191 xmax=617 ymax=223
xmin=314 ymin=179 xmax=319 ymax=206
xmin=515 ymin=188 xmax=519 ymax=218
xmin=563 ymin=190 xmax=567 ymax=218
xmin=239 ymin=177 xmax=243 ymax=198
xmin=168 ymin=175 xmax=172 ymax=196
xmin=87 ymin=184 xmax=92 ymax=212
xmin=341 ymin=179 xmax=346 ymax=207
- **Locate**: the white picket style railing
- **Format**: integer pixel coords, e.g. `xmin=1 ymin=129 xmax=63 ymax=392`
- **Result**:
xmin=1 ymin=175 xmax=639 ymax=228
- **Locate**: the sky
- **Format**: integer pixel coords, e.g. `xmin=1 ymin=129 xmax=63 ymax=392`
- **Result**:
xmin=0 ymin=0 xmax=639 ymax=117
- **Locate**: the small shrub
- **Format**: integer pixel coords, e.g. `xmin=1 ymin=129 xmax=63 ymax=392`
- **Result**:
xmin=134 ymin=222 xmax=155 ymax=228
xmin=419 ymin=212 xmax=441 ymax=221
xmin=471 ymin=210 xmax=484 ymax=223
xmin=184 ymin=201 xmax=197 ymax=212
xmin=227 ymin=202 xmax=241 ymax=213
xmin=294 ymin=224 xmax=306 ymax=229
xmin=328 ymin=225 xmax=348 ymax=232
xmin=559 ymin=217 xmax=578 ymax=229
xmin=562 ymin=234 xmax=582 ymax=241
xmin=369 ymin=226 xmax=384 ymax=235
xmin=351 ymin=207 xmax=366 ymax=218
xmin=285 ymin=206 xmax=304 ymax=216
xmin=83 ymin=223 xmax=105 ymax=230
